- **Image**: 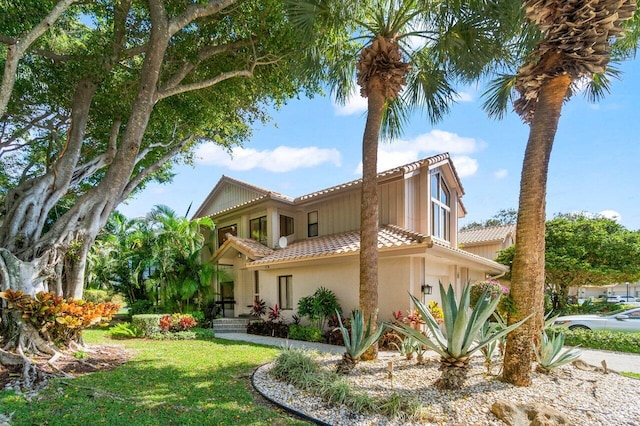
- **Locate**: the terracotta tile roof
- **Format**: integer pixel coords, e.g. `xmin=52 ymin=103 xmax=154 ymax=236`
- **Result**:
xmin=458 ymin=224 xmax=516 ymax=245
xmin=248 ymin=224 xmax=428 ymax=266
xmin=212 ymin=234 xmax=275 ymax=261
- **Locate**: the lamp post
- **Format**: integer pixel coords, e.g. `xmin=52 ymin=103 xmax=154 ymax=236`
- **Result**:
xmin=627 ymin=282 xmax=630 ymax=301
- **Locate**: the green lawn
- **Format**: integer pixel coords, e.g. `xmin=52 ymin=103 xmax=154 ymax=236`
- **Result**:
xmin=0 ymin=330 xmax=308 ymax=426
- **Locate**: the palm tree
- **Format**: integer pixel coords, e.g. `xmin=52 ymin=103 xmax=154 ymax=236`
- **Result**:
xmin=289 ymin=0 xmax=522 ymax=359
xmin=146 ymin=205 xmax=214 ymax=313
xmin=483 ymin=0 xmax=637 ymax=386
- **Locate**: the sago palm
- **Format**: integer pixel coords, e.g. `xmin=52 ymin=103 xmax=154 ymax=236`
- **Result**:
xmin=387 ymin=283 xmax=529 ymax=389
xmin=289 ymin=0 xmax=524 ymax=359
xmin=482 ymin=0 xmax=637 ymax=386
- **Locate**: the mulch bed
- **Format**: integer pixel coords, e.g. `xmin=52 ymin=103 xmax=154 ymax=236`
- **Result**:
xmin=0 ymin=344 xmax=131 ymax=391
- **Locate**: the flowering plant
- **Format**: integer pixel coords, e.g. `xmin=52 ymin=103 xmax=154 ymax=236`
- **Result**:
xmin=159 ymin=313 xmax=197 ymax=333
xmin=470 ymin=280 xmax=513 ymax=317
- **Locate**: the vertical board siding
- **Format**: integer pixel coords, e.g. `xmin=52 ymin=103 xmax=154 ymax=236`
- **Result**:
xmin=210 ymin=185 xmax=264 ymax=215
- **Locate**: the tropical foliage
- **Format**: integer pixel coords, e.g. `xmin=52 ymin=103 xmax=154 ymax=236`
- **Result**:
xmin=86 ymin=206 xmax=216 ymax=315
xmin=0 ymin=290 xmax=119 ymax=347
xmin=387 ymin=283 xmax=529 ymax=389
xmin=297 ymin=286 xmax=342 ymax=330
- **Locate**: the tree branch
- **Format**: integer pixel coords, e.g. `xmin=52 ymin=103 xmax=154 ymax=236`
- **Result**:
xmin=0 ymin=0 xmax=77 ymax=117
xmin=168 ymin=0 xmax=239 ymax=36
xmin=70 ymin=120 xmax=121 ymax=186
xmin=156 ymin=69 xmax=252 ymax=100
xmin=118 ymin=134 xmax=196 ymax=203
xmin=160 ymin=39 xmax=252 ymax=92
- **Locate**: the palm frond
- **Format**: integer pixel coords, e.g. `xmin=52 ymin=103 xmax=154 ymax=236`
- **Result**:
xmin=481 ymin=73 xmax=517 ymax=120
xmin=582 ymin=65 xmax=622 ymax=104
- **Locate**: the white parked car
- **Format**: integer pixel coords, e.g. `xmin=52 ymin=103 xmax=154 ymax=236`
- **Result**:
xmin=554 ymin=307 xmax=640 ymax=332
xmin=606 ymin=295 xmax=637 ymax=304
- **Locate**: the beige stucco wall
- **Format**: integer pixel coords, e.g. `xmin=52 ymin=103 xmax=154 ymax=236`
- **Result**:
xmin=241 ymin=255 xmax=469 ymax=324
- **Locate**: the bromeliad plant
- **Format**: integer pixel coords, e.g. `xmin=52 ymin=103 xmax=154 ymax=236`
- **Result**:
xmin=387 ymin=282 xmax=530 ymax=389
xmin=335 ymin=310 xmax=385 ymax=374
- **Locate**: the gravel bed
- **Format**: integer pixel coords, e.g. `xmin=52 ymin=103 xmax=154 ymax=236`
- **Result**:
xmin=253 ymin=351 xmax=640 ymax=425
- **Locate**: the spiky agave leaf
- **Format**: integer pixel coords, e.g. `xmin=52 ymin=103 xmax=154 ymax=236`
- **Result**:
xmin=534 ymin=331 xmax=581 ymax=373
xmin=386 ymin=282 xmax=530 ymax=361
xmin=337 ymin=309 xmax=385 ymax=362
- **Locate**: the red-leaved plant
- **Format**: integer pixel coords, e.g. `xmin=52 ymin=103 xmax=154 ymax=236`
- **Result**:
xmin=0 ymin=290 xmax=120 ymax=346
xmin=159 ymin=313 xmax=198 ymax=333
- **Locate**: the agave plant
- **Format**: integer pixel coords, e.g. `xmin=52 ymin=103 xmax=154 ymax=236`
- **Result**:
xmin=533 ymin=331 xmax=581 ymax=373
xmin=387 ymin=282 xmax=530 ymax=389
xmin=335 ymin=310 xmax=385 ymax=374
xmin=479 ymin=315 xmax=506 ymax=375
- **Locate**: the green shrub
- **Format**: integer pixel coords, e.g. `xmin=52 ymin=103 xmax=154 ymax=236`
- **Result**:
xmin=297 ymin=287 xmax=342 ymax=330
xmin=548 ymin=326 xmax=640 ymax=354
xmin=288 ymin=324 xmax=324 ymax=342
xmin=84 ymin=289 xmax=112 ymax=303
xmin=129 ymin=300 xmax=154 ymax=315
xmin=193 ymin=327 xmax=215 ymax=340
xmin=270 ymin=348 xmax=321 ymax=390
xmin=132 ymin=314 xmax=163 ymax=336
xmin=108 ymin=322 xmax=144 ymax=339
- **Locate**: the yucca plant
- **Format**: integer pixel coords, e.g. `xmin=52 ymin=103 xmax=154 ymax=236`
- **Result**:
xmin=533 ymin=331 xmax=581 ymax=373
xmin=336 ymin=310 xmax=385 ymax=374
xmin=387 ymin=282 xmax=530 ymax=389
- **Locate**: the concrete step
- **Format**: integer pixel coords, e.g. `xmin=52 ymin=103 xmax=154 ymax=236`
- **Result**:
xmin=212 ymin=318 xmax=250 ymax=333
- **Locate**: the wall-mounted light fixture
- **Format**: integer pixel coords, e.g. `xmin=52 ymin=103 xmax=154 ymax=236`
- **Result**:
xmin=421 ymin=284 xmax=432 ymax=295
xmin=237 ymin=252 xmax=242 ymax=258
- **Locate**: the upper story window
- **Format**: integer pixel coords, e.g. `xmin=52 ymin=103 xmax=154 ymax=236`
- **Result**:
xmin=280 ymin=215 xmax=294 ymax=237
xmin=250 ymin=216 xmax=267 ymax=243
xmin=307 ymin=211 xmax=318 ymax=237
xmin=217 ymin=224 xmax=237 ymax=247
xmin=431 ymin=172 xmax=450 ymax=241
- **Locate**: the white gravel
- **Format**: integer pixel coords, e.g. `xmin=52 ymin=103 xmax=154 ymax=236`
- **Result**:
xmin=253 ymin=351 xmax=640 ymax=425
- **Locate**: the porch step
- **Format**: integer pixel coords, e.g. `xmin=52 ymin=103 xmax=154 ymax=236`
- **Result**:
xmin=212 ymin=318 xmax=250 ymax=333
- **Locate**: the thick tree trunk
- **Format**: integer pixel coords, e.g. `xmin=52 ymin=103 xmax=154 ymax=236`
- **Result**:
xmin=503 ymin=74 xmax=571 ymax=386
xmin=359 ymin=77 xmax=385 ymax=361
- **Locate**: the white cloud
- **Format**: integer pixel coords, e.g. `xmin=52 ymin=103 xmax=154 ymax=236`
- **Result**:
xmin=451 ymin=156 xmax=479 ymax=178
xmin=599 ymin=210 xmax=621 ymax=222
xmin=195 ymin=143 xmax=342 ymax=172
xmin=493 ymin=169 xmax=508 ymax=179
xmin=353 ymin=129 xmax=483 ymax=176
xmin=454 ymin=91 xmax=474 ymax=103
xmin=332 ymin=91 xmax=368 ymax=116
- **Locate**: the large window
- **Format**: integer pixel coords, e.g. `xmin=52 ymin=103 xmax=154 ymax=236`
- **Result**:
xmin=280 ymin=215 xmax=294 ymax=237
xmin=278 ymin=275 xmax=293 ymax=309
xmin=307 ymin=211 xmax=318 ymax=237
xmin=250 ymin=216 xmax=267 ymax=243
xmin=217 ymin=224 xmax=237 ymax=247
xmin=431 ymin=172 xmax=450 ymax=241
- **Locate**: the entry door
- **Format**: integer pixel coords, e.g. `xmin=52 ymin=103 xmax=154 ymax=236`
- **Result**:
xmin=220 ymin=282 xmax=235 ymax=318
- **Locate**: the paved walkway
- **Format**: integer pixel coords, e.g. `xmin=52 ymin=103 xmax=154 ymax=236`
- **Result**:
xmin=216 ymin=332 xmax=640 ymax=374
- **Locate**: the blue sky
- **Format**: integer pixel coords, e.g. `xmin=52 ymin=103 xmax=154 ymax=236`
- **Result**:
xmin=119 ymin=59 xmax=640 ymax=231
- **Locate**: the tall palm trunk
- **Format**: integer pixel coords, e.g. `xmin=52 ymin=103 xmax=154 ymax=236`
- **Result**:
xmin=503 ymin=73 xmax=571 ymax=386
xmin=359 ymin=76 xmax=385 ymax=361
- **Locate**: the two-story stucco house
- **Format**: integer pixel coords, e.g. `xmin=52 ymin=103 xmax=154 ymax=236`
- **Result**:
xmin=192 ymin=153 xmax=508 ymax=321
